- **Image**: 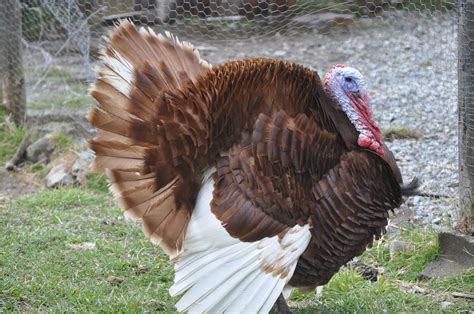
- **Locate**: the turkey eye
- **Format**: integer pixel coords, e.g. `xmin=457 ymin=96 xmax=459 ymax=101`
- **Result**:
xmin=345 ymin=77 xmax=352 ymax=82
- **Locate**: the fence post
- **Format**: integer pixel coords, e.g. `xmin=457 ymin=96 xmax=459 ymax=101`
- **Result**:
xmin=458 ymin=0 xmax=474 ymax=234
xmin=0 ymin=0 xmax=26 ymax=126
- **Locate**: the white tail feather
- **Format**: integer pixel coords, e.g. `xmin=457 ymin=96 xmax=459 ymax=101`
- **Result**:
xmin=170 ymin=176 xmax=312 ymax=313
xmin=207 ymin=268 xmax=261 ymax=313
xmin=100 ymin=49 xmax=135 ymax=97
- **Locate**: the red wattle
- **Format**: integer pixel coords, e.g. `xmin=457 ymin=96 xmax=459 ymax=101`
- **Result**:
xmin=351 ymin=96 xmax=384 ymax=156
xmin=358 ymin=135 xmax=372 ymax=148
xmin=352 ymin=97 xmax=382 ymax=140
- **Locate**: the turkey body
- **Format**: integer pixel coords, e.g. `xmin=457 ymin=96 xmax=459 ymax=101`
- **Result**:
xmin=88 ymin=21 xmax=406 ymax=312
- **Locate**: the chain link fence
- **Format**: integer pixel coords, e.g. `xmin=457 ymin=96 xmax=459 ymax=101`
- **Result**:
xmin=1 ymin=0 xmax=471 ymax=230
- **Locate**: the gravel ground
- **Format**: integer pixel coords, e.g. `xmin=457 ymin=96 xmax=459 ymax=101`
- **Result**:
xmin=192 ymin=11 xmax=458 ymax=227
xmin=24 ymin=11 xmax=458 ymax=227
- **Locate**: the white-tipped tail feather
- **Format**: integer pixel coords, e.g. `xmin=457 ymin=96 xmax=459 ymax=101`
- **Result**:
xmin=170 ymin=175 xmax=311 ymax=313
xmin=99 ymin=48 xmax=135 ymax=97
xmin=89 ymin=20 xmax=212 ymax=257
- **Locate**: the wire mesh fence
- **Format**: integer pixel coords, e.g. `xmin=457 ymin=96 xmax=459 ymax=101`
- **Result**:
xmin=0 ymin=0 xmax=468 ymax=229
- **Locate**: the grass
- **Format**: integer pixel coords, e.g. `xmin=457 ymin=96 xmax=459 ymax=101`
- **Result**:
xmin=293 ymin=270 xmax=438 ymax=312
xmin=0 ymin=110 xmax=79 ymax=179
xmin=291 ymin=228 xmax=473 ymax=312
xmin=430 ymin=269 xmax=474 ymax=293
xmin=291 ymin=268 xmax=473 ymax=313
xmin=22 ymin=2 xmax=57 ymax=41
xmin=0 ymin=108 xmax=26 ymax=164
xmin=360 ymin=227 xmax=440 ymax=281
xmin=28 ymin=82 xmax=91 ymax=111
xmin=25 ymin=162 xmax=50 ymax=179
xmin=169 ymin=0 xmax=456 ymax=37
xmin=383 ymin=126 xmax=422 ymax=141
xmin=420 ymin=61 xmax=433 ymax=68
xmin=293 ymin=0 xmax=357 ymax=15
xmin=0 ymin=187 xmax=177 ymax=312
xmin=85 ymin=172 xmax=110 ymax=194
xmin=29 ymin=92 xmax=91 ymax=111
xmin=51 ymin=131 xmax=76 ymax=153
xmin=1 ymin=180 xmax=473 ymax=312
xmin=39 ymin=68 xmax=75 ymax=80
xmin=0 ymin=118 xmax=178 ymax=311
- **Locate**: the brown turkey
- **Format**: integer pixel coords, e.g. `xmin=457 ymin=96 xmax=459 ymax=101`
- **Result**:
xmin=88 ymin=20 xmax=418 ymax=313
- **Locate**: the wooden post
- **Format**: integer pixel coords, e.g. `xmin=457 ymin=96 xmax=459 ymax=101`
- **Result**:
xmin=458 ymin=0 xmax=474 ymax=234
xmin=0 ymin=0 xmax=26 ymax=126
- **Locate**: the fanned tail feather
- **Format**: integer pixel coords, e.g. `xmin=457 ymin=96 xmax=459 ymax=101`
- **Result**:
xmin=88 ymin=20 xmax=210 ymax=257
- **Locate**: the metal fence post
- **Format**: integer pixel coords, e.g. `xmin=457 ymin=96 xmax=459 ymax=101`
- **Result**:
xmin=0 ymin=0 xmax=26 ymax=126
xmin=458 ymin=0 xmax=474 ymax=234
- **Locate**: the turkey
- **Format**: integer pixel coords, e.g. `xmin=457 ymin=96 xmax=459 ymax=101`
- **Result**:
xmin=88 ymin=20 xmax=418 ymax=313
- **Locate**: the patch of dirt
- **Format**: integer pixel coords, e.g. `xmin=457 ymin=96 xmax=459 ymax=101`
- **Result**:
xmin=0 ymin=169 xmax=39 ymax=202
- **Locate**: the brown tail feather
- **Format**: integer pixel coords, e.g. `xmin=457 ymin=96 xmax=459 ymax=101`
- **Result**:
xmin=88 ymin=20 xmax=210 ymax=257
xmin=107 ymin=20 xmax=209 ymax=87
xmin=89 ymin=139 xmax=147 ymax=159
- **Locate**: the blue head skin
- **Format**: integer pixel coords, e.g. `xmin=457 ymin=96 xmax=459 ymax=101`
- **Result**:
xmin=323 ymin=64 xmax=384 ymax=156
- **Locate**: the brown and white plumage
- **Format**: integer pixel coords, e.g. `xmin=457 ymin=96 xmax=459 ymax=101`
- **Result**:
xmin=88 ymin=20 xmax=413 ymax=312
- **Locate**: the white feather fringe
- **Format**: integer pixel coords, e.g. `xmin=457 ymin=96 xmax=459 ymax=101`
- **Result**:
xmin=170 ymin=175 xmax=311 ymax=313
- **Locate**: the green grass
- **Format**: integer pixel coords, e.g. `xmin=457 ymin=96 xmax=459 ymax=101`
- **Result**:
xmin=22 ymin=2 xmax=57 ymax=42
xmin=293 ymin=0 xmax=357 ymax=15
xmin=28 ymin=82 xmax=91 ymax=111
xmin=0 ymin=108 xmax=26 ymax=164
xmin=85 ymin=172 xmax=110 ymax=194
xmin=293 ymin=270 xmax=438 ymax=312
xmin=290 ymin=228 xmax=472 ymax=312
xmin=51 ymin=132 xmax=76 ymax=153
xmin=1 ymin=187 xmax=176 ymax=312
xmin=420 ymin=61 xmax=433 ymax=68
xmin=361 ymin=227 xmax=440 ymax=281
xmin=291 ymin=268 xmax=472 ymax=313
xmin=1 ymin=178 xmax=472 ymax=312
xmin=25 ymin=162 xmax=50 ymax=179
xmin=40 ymin=68 xmax=75 ymax=80
xmin=29 ymin=93 xmax=91 ymax=111
xmin=383 ymin=126 xmax=422 ymax=141
xmin=430 ymin=269 xmax=474 ymax=293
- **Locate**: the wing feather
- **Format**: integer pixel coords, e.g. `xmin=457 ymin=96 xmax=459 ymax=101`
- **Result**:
xmin=289 ymin=151 xmax=402 ymax=287
xmin=211 ymin=111 xmax=343 ymax=241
